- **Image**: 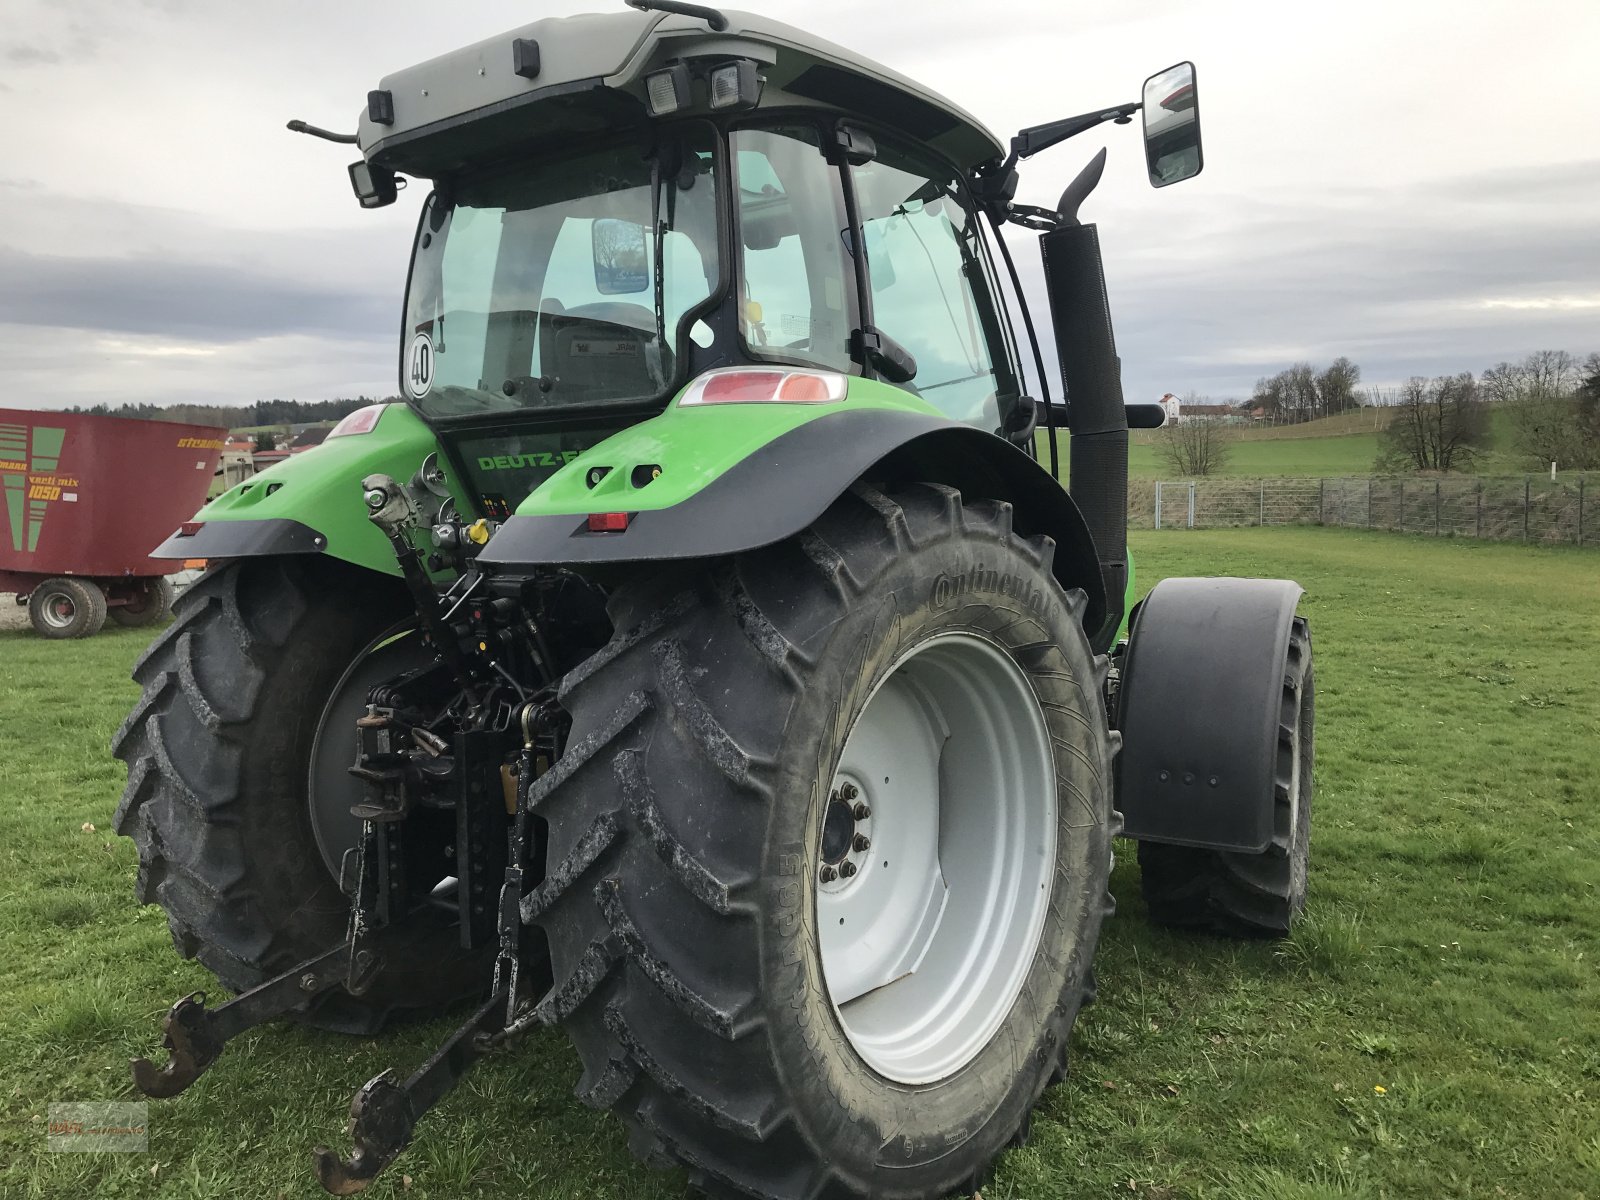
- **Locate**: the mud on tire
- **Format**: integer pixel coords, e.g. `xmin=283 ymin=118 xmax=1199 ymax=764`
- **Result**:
xmin=112 ymin=556 xmax=488 ymax=1033
xmin=527 ymin=483 xmax=1119 ymax=1199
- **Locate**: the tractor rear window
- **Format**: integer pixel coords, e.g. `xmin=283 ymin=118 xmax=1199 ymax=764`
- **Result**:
xmin=402 ymin=127 xmax=720 ymax=418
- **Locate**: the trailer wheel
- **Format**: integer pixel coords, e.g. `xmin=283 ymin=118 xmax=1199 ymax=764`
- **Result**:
xmin=530 ymin=483 xmax=1116 ymax=1199
xmin=112 ymin=556 xmax=490 ymax=1034
xmin=1137 ymin=617 xmax=1314 ymax=936
xmin=109 ymin=577 xmax=175 ymax=628
xmin=28 ymin=576 xmax=107 ymax=639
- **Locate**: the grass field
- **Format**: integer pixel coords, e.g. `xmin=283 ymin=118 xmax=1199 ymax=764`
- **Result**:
xmin=2 ymin=529 xmax=1596 ymax=1199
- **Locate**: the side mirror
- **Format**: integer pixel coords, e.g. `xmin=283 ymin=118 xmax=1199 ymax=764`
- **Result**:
xmin=1141 ymin=62 xmax=1202 ymax=188
xmin=592 ymin=218 xmax=650 ymax=295
xmin=348 ymin=161 xmax=398 ymax=209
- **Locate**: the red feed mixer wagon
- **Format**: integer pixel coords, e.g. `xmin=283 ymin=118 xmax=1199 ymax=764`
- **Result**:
xmin=0 ymin=409 xmax=226 ymax=638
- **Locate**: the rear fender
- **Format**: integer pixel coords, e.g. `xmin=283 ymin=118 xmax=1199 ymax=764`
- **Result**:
xmin=150 ymin=406 xmax=455 ymax=577
xmin=1115 ymin=577 xmax=1305 ymax=851
xmin=479 ymin=398 xmax=1111 ymax=642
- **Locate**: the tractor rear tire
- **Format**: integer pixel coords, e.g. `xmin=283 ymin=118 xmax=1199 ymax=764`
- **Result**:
xmin=529 ymin=483 xmax=1117 ymax=1200
xmin=112 ymin=556 xmax=488 ymax=1033
xmin=1137 ymin=616 xmax=1313 ymax=936
xmin=109 ymin=576 xmax=175 ymax=628
xmin=28 ymin=576 xmax=107 ymax=639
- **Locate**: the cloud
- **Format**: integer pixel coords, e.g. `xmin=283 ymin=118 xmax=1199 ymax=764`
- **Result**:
xmin=2 ymin=0 xmax=1598 ymax=414
xmin=2 ymin=44 xmax=61 ymax=66
xmin=0 ymin=246 xmax=395 ymax=342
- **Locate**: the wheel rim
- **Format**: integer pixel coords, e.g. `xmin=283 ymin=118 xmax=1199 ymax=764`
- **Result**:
xmin=306 ymin=626 xmax=433 ymax=879
xmin=818 ymin=632 xmax=1056 ymax=1085
xmin=41 ymin=591 xmax=77 ymax=628
xmin=1286 ymin=661 xmax=1314 ymax=900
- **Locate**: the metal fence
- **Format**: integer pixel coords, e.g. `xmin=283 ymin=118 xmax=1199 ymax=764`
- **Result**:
xmin=1132 ymin=475 xmax=1594 ymax=547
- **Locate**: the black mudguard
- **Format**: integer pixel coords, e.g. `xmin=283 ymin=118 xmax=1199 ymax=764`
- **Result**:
xmin=150 ymin=518 xmax=327 ymax=560
xmin=1116 ymin=577 xmax=1305 ymax=851
xmin=479 ymin=407 xmax=1114 ymax=645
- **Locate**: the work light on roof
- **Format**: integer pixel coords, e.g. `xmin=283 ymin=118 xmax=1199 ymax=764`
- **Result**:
xmin=708 ymin=59 xmax=761 ymax=110
xmin=645 ymin=63 xmax=692 ymax=116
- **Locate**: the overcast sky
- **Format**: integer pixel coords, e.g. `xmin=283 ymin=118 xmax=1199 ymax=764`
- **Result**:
xmin=2 ymin=0 xmax=1596 ymax=412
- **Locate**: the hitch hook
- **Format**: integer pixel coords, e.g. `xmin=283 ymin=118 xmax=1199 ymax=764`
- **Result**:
xmin=129 ymin=992 xmax=224 ymax=1098
xmin=311 ymin=993 xmax=507 ymax=1195
xmin=311 ymin=1070 xmax=413 ymax=1195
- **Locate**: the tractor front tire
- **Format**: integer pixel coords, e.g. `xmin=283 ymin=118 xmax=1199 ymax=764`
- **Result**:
xmin=109 ymin=576 xmax=175 ymax=628
xmin=1137 ymin=616 xmax=1314 ymax=936
xmin=28 ymin=576 xmax=107 ymax=639
xmin=530 ymin=483 xmax=1117 ymax=1199
xmin=112 ymin=556 xmax=488 ymax=1033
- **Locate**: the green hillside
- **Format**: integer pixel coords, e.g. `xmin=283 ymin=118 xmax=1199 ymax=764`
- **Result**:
xmin=1042 ymin=405 xmax=1552 ymax=480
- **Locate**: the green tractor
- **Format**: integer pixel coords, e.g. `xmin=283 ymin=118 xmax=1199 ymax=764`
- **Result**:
xmin=116 ymin=4 xmax=1314 ymax=1195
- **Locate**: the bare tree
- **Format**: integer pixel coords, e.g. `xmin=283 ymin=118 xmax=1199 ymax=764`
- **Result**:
xmin=1157 ymin=400 xmax=1235 ymax=476
xmin=1315 ymin=356 xmax=1363 ymax=417
xmin=1378 ymin=374 xmax=1491 ymax=472
xmin=1490 ymin=350 xmax=1600 ymax=469
xmin=1511 ymin=391 xmax=1599 ymax=469
xmin=1252 ymin=358 xmax=1363 ymax=423
xmin=1483 ymin=350 xmax=1582 ymax=404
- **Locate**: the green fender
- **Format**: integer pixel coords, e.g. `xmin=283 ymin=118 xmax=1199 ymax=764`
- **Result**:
xmin=483 ymin=377 xmax=1117 ymax=646
xmin=151 ymin=405 xmax=454 ymax=577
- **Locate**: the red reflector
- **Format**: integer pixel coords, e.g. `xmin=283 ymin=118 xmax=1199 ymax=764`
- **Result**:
xmin=177 ymin=521 xmax=204 ymax=537
xmin=699 ymin=371 xmax=786 ymax=404
xmin=587 ymin=512 xmax=630 ymax=533
xmin=327 ymin=404 xmax=386 ymax=438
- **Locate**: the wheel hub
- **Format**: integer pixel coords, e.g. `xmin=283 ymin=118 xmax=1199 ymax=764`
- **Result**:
xmin=44 ymin=593 xmax=76 ymax=627
xmin=818 ymin=780 xmax=873 ymax=887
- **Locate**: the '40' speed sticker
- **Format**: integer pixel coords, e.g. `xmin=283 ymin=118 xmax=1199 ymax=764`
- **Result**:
xmin=407 ymin=332 xmax=434 ymax=398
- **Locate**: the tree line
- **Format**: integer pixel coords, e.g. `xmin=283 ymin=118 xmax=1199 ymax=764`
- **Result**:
xmin=1250 ymin=358 xmax=1364 ymax=423
xmin=61 ymin=397 xmax=394 ymax=430
xmin=1161 ymin=350 xmax=1600 ymax=476
xmin=1381 ymin=350 xmax=1600 ymax=472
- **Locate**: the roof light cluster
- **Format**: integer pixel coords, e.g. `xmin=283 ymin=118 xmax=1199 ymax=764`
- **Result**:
xmin=679 ymin=367 xmax=848 ymax=407
xmin=645 ymin=58 xmax=762 ymax=117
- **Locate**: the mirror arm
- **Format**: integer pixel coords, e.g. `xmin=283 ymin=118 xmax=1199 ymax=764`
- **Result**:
xmin=1006 ymin=102 xmax=1139 ymax=167
xmin=1004 ymin=204 xmax=1064 ymax=232
xmin=287 ymin=119 xmax=359 ymax=145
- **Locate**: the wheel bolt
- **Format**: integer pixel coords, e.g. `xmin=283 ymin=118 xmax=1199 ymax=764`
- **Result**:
xmin=299 ymin=973 xmax=318 ymax=992
xmin=852 ymin=802 xmax=871 ymax=820
xmin=840 ymin=782 xmax=859 ymax=801
xmin=819 ymin=865 xmax=837 ymax=883
xmin=852 ymin=833 xmax=871 ymax=852
xmin=839 ymin=861 xmax=857 ymax=878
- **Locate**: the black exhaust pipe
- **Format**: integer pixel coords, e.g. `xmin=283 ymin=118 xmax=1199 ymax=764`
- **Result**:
xmin=1040 ymin=219 xmax=1128 ymax=651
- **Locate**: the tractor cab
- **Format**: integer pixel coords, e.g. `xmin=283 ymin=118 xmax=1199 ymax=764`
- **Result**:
xmin=353 ymin=4 xmax=1040 ymax=514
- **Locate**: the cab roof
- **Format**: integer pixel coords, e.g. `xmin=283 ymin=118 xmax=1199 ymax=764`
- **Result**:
xmin=357 ymin=6 xmax=1005 ymax=177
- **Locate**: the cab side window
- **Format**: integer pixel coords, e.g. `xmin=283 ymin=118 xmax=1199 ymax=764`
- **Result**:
xmin=851 ymin=144 xmax=1017 ymax=430
xmin=731 ymin=125 xmax=857 ymax=373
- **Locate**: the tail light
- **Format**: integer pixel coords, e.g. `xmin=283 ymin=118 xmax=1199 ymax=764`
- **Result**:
xmin=680 ymin=367 xmax=847 ymax=407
